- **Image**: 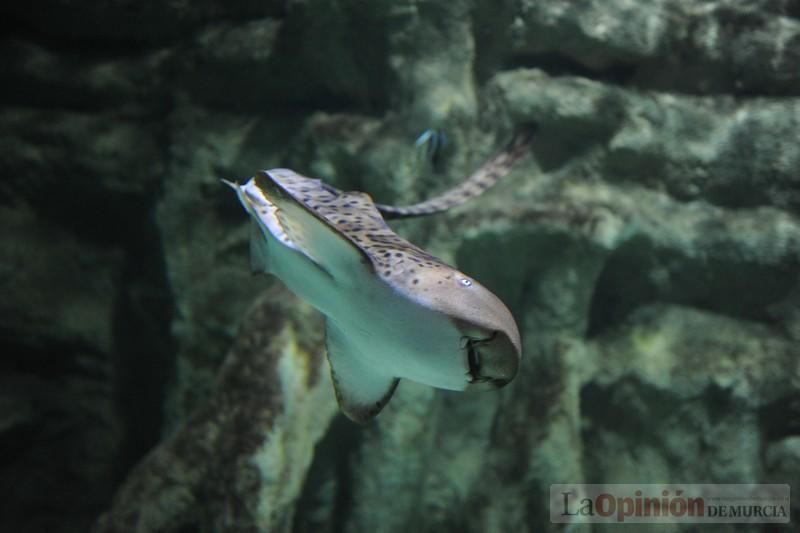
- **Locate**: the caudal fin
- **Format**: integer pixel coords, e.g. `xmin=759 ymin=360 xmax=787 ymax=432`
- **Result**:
xmin=376 ymin=126 xmax=536 ymax=219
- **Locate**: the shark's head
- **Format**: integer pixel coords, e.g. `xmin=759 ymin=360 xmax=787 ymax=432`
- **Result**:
xmin=409 ymin=269 xmax=521 ymax=390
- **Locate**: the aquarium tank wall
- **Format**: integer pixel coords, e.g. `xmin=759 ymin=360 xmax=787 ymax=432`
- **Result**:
xmin=0 ymin=1 xmax=798 ymax=532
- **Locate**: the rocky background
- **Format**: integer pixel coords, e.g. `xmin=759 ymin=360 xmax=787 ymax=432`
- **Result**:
xmin=1 ymin=1 xmax=799 ymax=532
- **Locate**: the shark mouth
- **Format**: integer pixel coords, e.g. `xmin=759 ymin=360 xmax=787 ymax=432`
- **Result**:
xmin=464 ymin=331 xmax=499 ymax=385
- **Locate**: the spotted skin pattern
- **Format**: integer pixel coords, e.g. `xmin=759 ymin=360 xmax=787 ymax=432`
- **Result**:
xmin=376 ymin=127 xmax=535 ymax=219
xmin=257 ymin=169 xmax=455 ymax=293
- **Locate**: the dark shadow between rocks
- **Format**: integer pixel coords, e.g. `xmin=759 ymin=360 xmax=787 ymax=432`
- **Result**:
xmin=587 ymin=236 xmax=798 ymax=337
xmin=292 ymin=414 xmax=363 ymax=533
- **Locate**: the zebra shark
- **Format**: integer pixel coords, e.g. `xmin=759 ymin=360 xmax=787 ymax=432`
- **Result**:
xmin=224 ymin=129 xmax=532 ymax=422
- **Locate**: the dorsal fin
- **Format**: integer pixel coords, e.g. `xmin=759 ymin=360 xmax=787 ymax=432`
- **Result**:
xmin=376 ymin=126 xmax=535 ymax=219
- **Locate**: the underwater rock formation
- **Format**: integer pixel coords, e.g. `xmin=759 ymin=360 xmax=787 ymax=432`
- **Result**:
xmin=94 ymin=286 xmax=337 ymax=533
xmin=0 ymin=0 xmax=798 ymax=532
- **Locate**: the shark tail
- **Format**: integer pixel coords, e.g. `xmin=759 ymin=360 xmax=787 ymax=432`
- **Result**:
xmin=376 ymin=126 xmax=536 ymax=219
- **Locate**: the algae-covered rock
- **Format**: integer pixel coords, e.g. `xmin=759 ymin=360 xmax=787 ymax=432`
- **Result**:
xmin=1 ymin=0 xmax=285 ymax=45
xmin=94 ymin=286 xmax=338 ymax=533
xmin=0 ymin=204 xmax=124 ymax=533
xmin=509 ymin=0 xmax=800 ymax=95
xmin=486 ymin=68 xmax=800 ymax=209
xmin=0 ymin=0 xmax=798 ymax=532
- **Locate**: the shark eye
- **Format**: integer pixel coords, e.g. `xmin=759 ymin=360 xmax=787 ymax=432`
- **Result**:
xmin=458 ymin=276 xmax=472 ymax=287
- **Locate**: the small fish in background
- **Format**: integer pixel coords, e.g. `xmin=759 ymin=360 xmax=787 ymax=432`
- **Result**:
xmin=415 ymin=128 xmax=448 ymax=170
xmin=224 ymin=129 xmax=533 ymax=422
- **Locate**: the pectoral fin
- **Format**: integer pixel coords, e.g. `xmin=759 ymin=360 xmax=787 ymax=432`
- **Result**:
xmin=325 ymin=319 xmax=399 ymax=423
